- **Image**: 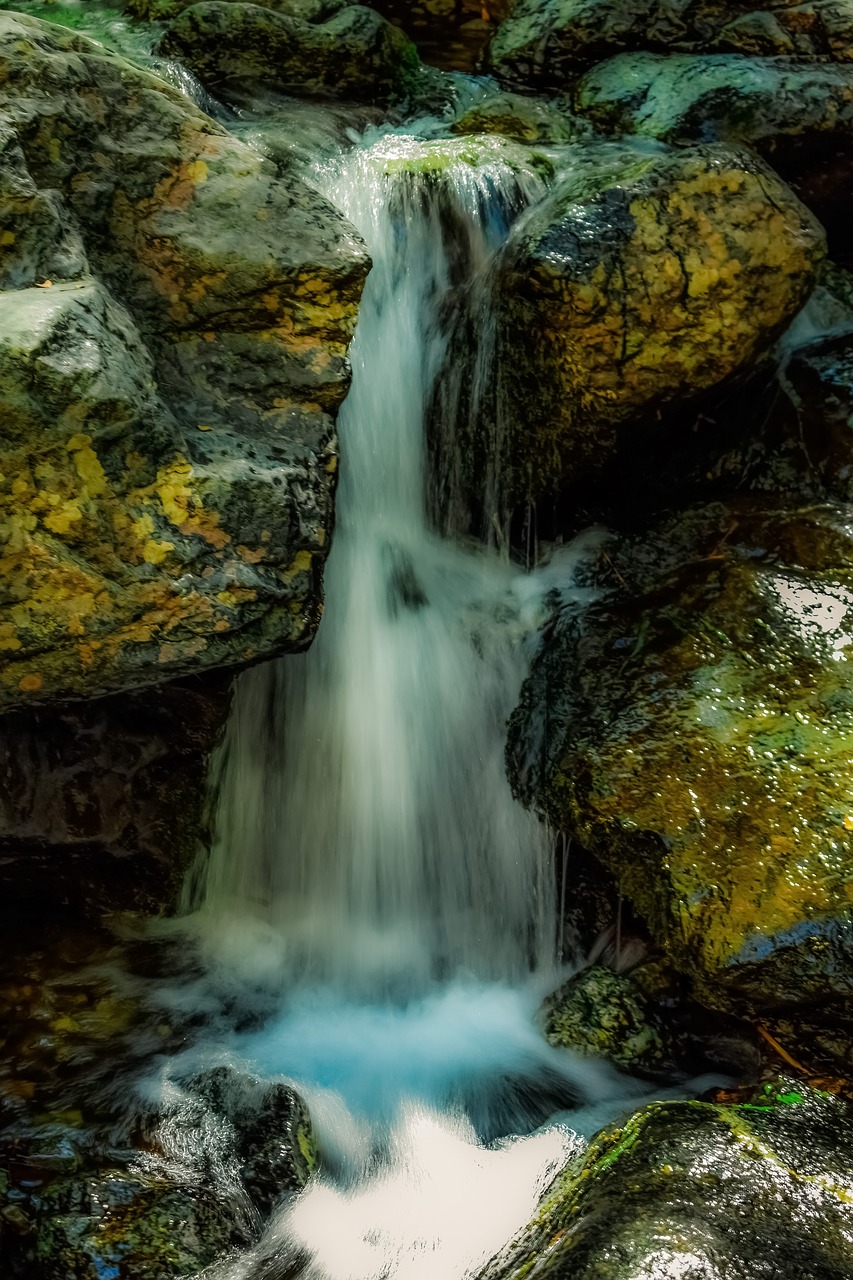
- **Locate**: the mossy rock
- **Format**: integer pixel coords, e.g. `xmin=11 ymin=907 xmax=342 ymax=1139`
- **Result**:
xmin=479 ymin=1083 xmax=853 ymax=1280
xmin=127 ymin=0 xmax=348 ymax=20
xmin=0 ymin=11 xmax=369 ymax=708
xmin=450 ymin=89 xmax=588 ymax=143
xmin=574 ymin=53 xmax=853 ymax=260
xmin=22 ymin=1170 xmax=252 ymax=1279
xmin=542 ymin=965 xmax=667 ymax=1072
xmin=486 ymin=0 xmax=853 ymax=87
xmin=575 ymin=53 xmax=853 ymax=145
xmin=159 ymin=2 xmax=422 ymax=105
xmin=492 ymin=142 xmax=823 ymax=504
xmin=510 ymin=501 xmax=853 ymax=1007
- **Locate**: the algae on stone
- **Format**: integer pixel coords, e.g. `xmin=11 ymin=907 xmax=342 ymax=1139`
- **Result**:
xmin=479 ymin=1084 xmax=853 ymax=1280
xmin=492 ymin=142 xmax=824 ymax=504
xmin=160 ymin=1 xmax=422 ymax=105
xmin=487 ymin=0 xmax=853 ymax=87
xmin=510 ymin=502 xmax=853 ymax=1007
xmin=0 ymin=10 xmax=369 ymax=708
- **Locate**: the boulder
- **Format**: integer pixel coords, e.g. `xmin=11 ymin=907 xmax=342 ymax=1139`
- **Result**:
xmin=0 ymin=12 xmax=369 ymax=708
xmin=450 ymin=89 xmax=588 ymax=142
xmin=541 ymin=962 xmax=762 ymax=1077
xmin=479 ymin=1083 xmax=853 ymax=1280
xmin=542 ymin=965 xmax=667 ymax=1072
xmin=159 ymin=2 xmax=422 ymax=105
xmin=7 ymin=1168 xmax=253 ymax=1280
xmin=492 ymin=143 xmax=823 ymax=504
xmin=574 ymin=53 xmax=853 ymax=259
xmin=509 ymin=502 xmax=853 ymax=1008
xmin=575 ymin=53 xmax=853 ymax=145
xmin=190 ymin=1067 xmax=315 ymax=1215
xmin=487 ymin=0 xmax=853 ymax=87
xmin=127 ymin=0 xmax=349 ymax=19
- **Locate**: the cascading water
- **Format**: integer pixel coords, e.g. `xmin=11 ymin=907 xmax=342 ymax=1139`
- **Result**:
xmin=194 ymin=138 xmax=557 ymax=996
xmin=146 ymin=130 xmax=669 ymax=1280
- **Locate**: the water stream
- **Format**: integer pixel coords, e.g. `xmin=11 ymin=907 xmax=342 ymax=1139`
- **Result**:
xmin=135 ymin=129 xmax=662 ymax=1280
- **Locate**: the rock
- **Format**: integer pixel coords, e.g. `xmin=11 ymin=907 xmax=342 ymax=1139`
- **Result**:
xmin=159 ymin=2 xmax=422 ymax=106
xmin=0 ymin=130 xmax=88 ymax=291
xmin=509 ymin=501 xmax=853 ymax=1008
xmin=479 ymin=1083 xmax=853 ymax=1280
xmin=19 ymin=1170 xmax=252 ymax=1279
xmin=575 ymin=53 xmax=853 ymax=145
xmin=541 ymin=962 xmax=762 ymax=1077
xmin=542 ymin=965 xmax=667 ymax=1072
xmin=492 ymin=142 xmax=823 ymax=505
xmin=127 ymin=0 xmax=348 ymax=20
xmin=487 ymin=0 xmax=853 ymax=87
xmin=450 ymin=89 xmax=588 ymax=143
xmin=190 ymin=1067 xmax=315 ymax=1216
xmin=0 ymin=11 xmax=369 ymax=708
xmin=0 ymin=673 xmax=231 ymax=916
xmin=783 ymin=330 xmax=853 ymax=502
xmin=574 ymin=53 xmax=853 ymax=260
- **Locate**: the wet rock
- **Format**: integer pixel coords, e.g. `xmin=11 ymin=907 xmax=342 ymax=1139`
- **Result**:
xmin=0 ymin=131 xmax=88 ymax=290
xmin=160 ymin=2 xmax=422 ymax=106
xmin=510 ymin=502 xmax=853 ymax=1008
xmin=542 ymin=961 xmax=762 ymax=1078
xmin=574 ymin=53 xmax=853 ymax=259
xmin=17 ymin=1169 xmax=252 ymax=1279
xmin=0 ymin=673 xmax=231 ymax=915
xmin=0 ymin=11 xmax=369 ymax=708
xmin=191 ymin=1067 xmax=315 ymax=1215
xmin=487 ymin=0 xmax=853 ymax=87
xmin=783 ymin=330 xmax=853 ymax=502
xmin=542 ymin=965 xmax=667 ymax=1072
xmin=128 ymin=0 xmax=349 ymax=19
xmin=450 ymin=89 xmax=588 ymax=143
xmin=479 ymin=1083 xmax=853 ymax=1280
xmin=493 ymin=142 xmax=823 ymax=504
xmin=575 ymin=53 xmax=853 ymax=145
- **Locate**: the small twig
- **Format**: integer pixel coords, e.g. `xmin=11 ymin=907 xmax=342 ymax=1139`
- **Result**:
xmin=602 ymin=551 xmax=629 ymax=588
xmin=757 ymin=1025 xmax=810 ymax=1075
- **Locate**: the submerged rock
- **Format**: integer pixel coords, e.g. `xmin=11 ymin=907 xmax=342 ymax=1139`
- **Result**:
xmin=510 ymin=502 xmax=853 ymax=1007
xmin=0 ymin=11 xmax=369 ymax=708
xmin=487 ymin=0 xmax=853 ymax=86
xmin=493 ymin=142 xmax=823 ymax=503
xmin=160 ymin=2 xmax=423 ymax=105
xmin=479 ymin=1083 xmax=853 ymax=1280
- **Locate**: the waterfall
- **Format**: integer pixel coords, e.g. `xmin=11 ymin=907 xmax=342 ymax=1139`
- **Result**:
xmin=138 ymin=130 xmax=676 ymax=1280
xmin=193 ymin=136 xmax=557 ymax=997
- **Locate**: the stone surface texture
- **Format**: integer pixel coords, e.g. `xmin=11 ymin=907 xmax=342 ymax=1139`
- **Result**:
xmin=0 ymin=11 xmax=369 ymax=709
xmin=510 ymin=503 xmax=853 ymax=1007
xmin=488 ymin=0 xmax=853 ymax=85
xmin=479 ymin=1084 xmax=853 ymax=1280
xmin=494 ymin=142 xmax=824 ymax=501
